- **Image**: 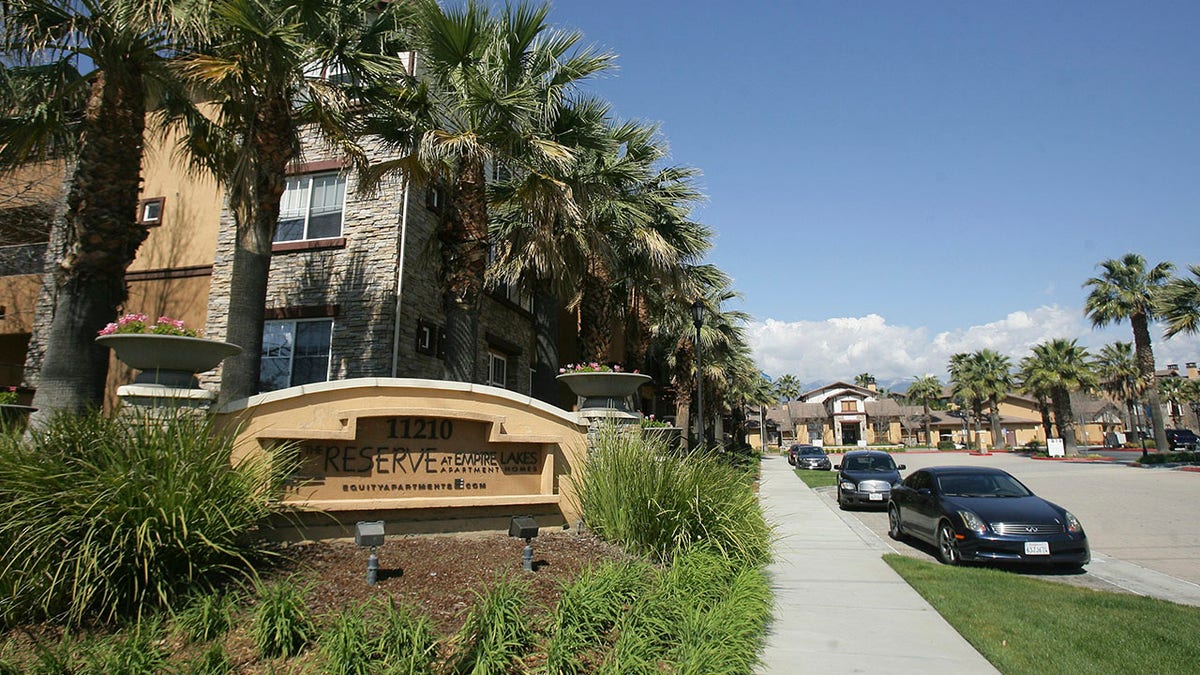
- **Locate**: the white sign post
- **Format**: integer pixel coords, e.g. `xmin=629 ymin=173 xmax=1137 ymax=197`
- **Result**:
xmin=1047 ymin=438 xmax=1065 ymax=458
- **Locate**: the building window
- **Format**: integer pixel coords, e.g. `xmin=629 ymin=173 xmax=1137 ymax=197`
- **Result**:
xmin=426 ymin=184 xmax=444 ymax=212
xmin=488 ymin=350 xmax=508 ymax=389
xmin=260 ymin=318 xmax=333 ymax=392
xmin=275 ymin=173 xmax=345 ymax=242
xmin=841 ymin=400 xmax=857 ymax=413
xmin=138 ymin=197 xmax=165 ymax=226
xmin=416 ymin=319 xmax=444 ymax=357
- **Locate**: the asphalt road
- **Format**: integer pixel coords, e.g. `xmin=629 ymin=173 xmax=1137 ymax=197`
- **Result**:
xmin=812 ymin=451 xmax=1200 ymax=605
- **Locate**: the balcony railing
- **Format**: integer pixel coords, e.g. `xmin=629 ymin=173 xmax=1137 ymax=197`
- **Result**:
xmin=0 ymin=242 xmax=47 ymax=276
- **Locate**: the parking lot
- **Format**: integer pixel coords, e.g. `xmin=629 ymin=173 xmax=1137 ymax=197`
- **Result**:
xmin=813 ymin=450 xmax=1200 ymax=605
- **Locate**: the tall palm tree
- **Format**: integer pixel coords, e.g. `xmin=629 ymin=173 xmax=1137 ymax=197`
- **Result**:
xmin=1158 ymin=376 xmax=1187 ymax=429
xmin=3 ymin=0 xmax=203 ymax=422
xmin=176 ymin=0 xmax=410 ymax=405
xmin=854 ymin=372 xmax=874 ymax=388
xmin=905 ymin=374 xmax=942 ymax=447
xmin=948 ymin=352 xmax=985 ymax=449
xmin=971 ymin=349 xmax=1013 ymax=450
xmin=1084 ymin=253 xmax=1173 ymax=453
xmin=1157 ymin=264 xmax=1200 ymax=339
xmin=1023 ymin=339 xmax=1097 ymax=456
xmin=365 ymin=0 xmax=613 ymax=383
xmin=1017 ymin=354 xmax=1056 ymax=447
xmin=1094 ymin=341 xmax=1141 ymax=439
xmin=773 ymin=373 xmax=802 ymax=442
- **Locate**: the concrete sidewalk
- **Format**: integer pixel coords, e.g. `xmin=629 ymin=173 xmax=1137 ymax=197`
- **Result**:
xmin=756 ymin=454 xmax=998 ymax=674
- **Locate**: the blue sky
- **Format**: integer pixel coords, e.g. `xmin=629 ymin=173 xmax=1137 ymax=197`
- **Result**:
xmin=547 ymin=1 xmax=1200 ymax=385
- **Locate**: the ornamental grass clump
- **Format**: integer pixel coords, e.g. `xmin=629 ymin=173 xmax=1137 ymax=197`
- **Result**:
xmin=572 ymin=425 xmax=772 ymax=566
xmin=0 ymin=411 xmax=284 ymax=626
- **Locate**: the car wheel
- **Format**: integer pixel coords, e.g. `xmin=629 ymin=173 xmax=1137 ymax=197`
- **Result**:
xmin=887 ymin=504 xmax=904 ymax=540
xmin=936 ymin=521 xmax=960 ymax=565
xmin=836 ymin=488 xmax=847 ymax=510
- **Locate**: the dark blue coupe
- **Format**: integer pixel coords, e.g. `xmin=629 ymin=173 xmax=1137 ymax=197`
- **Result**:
xmin=888 ymin=466 xmax=1089 ymax=569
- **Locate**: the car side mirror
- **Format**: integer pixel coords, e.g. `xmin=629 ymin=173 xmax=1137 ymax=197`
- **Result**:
xmin=897 ymin=464 xmax=906 ymax=470
xmin=917 ymin=488 xmax=931 ymax=497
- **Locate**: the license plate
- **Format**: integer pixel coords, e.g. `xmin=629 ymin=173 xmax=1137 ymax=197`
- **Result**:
xmin=1024 ymin=541 xmax=1050 ymax=555
xmin=869 ymin=493 xmax=884 ymax=501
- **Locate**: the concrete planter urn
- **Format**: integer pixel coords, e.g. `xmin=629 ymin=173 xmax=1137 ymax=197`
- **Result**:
xmin=97 ymin=334 xmax=241 ymax=411
xmin=556 ymin=371 xmax=651 ymax=414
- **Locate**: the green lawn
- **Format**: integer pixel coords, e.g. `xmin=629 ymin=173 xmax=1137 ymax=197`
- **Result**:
xmin=885 ymin=554 xmax=1200 ymax=674
xmin=793 ymin=469 xmax=837 ymax=488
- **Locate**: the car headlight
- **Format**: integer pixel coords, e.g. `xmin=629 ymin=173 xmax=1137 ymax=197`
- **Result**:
xmin=840 ymin=481 xmax=856 ymax=491
xmin=957 ymin=510 xmax=987 ymax=534
xmin=1064 ymin=511 xmax=1083 ymax=533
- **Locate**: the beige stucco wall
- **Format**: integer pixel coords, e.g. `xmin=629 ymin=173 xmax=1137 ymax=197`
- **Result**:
xmin=217 ymin=378 xmax=588 ymax=541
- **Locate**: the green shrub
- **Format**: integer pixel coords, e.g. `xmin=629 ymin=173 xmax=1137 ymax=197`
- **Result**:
xmin=375 ymin=599 xmax=439 ymax=675
xmin=174 ymin=591 xmax=236 ymax=644
xmin=0 ymin=411 xmax=285 ymax=626
xmin=572 ymin=425 xmax=772 ymax=566
xmin=81 ymin=619 xmax=168 ymax=674
xmin=936 ymin=440 xmax=957 ymax=450
xmin=184 ymin=643 xmax=233 ymax=675
xmin=251 ymin=578 xmax=314 ymax=659
xmin=319 ymin=602 xmax=375 ymax=675
xmin=1138 ymin=451 xmax=1199 ymax=465
xmin=544 ymin=559 xmax=654 ymax=674
xmin=448 ymin=575 xmax=536 ymax=674
xmin=1023 ymin=440 xmax=1042 ymax=451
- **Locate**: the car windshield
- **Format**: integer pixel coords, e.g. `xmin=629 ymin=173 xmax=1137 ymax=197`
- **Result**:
xmin=842 ymin=455 xmax=895 ymax=472
xmin=800 ymin=448 xmax=823 ymax=456
xmin=936 ymin=473 xmax=1031 ymax=498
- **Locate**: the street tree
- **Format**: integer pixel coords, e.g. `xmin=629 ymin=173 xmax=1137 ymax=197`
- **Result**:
xmin=906 ymin=374 xmax=942 ymax=447
xmin=1084 ymin=253 xmax=1173 ymax=454
xmin=1023 ymin=338 xmax=1097 ymax=456
xmin=1156 ymin=263 xmax=1200 ymax=339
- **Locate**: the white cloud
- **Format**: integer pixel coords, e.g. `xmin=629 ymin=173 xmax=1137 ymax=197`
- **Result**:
xmin=748 ymin=305 xmax=1200 ymax=385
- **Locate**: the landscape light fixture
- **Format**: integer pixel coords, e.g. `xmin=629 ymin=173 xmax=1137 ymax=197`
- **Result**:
xmin=691 ymin=299 xmax=705 ymax=447
xmin=509 ymin=515 xmax=539 ymax=572
xmin=354 ymin=520 xmax=386 ymax=585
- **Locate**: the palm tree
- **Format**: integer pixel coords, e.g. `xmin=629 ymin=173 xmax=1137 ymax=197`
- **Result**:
xmin=1017 ymin=354 xmax=1056 ymax=448
xmin=1023 ymin=339 xmax=1097 ymax=456
xmin=972 ymin=349 xmax=1013 ymax=450
xmin=1084 ymin=253 xmax=1173 ymax=453
xmin=948 ymin=352 xmax=985 ymax=449
xmin=1157 ymin=264 xmax=1200 ymax=339
xmin=365 ymin=1 xmax=613 ymax=384
xmin=3 ymin=0 xmax=204 ymax=422
xmin=854 ymin=372 xmax=874 ymax=388
xmin=1158 ymin=376 xmax=1187 ymax=429
xmin=175 ymin=0 xmax=410 ymax=405
xmin=906 ymin=375 xmax=942 ymax=447
xmin=773 ymin=373 xmax=802 ymax=442
xmin=1094 ymin=341 xmax=1141 ymax=440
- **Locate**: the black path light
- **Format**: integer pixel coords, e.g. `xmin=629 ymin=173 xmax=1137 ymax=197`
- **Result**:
xmin=509 ymin=515 xmax=539 ymax=572
xmin=355 ymin=520 xmax=385 ymax=585
xmin=692 ymin=299 xmax=706 ymax=448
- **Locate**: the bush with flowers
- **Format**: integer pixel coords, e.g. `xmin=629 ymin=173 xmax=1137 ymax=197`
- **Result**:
xmin=98 ymin=313 xmax=199 ymax=338
xmin=639 ymin=414 xmax=671 ymax=429
xmin=558 ymin=362 xmax=639 ymax=374
xmin=0 ymin=387 xmax=17 ymax=405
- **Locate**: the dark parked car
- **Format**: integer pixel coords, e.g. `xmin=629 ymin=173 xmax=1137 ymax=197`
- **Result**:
xmin=789 ymin=444 xmax=831 ymax=470
xmin=888 ymin=466 xmax=1089 ymax=569
xmin=1166 ymin=429 xmax=1199 ymax=450
xmin=834 ymin=450 xmax=905 ymax=509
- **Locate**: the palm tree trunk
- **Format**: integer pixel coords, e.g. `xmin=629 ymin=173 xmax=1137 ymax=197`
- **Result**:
xmin=531 ymin=281 xmax=559 ymax=404
xmin=988 ymin=398 xmax=1003 ymax=450
xmin=30 ymin=69 xmax=148 ymax=424
xmin=922 ymin=402 xmax=932 ymax=447
xmin=218 ymin=103 xmax=292 ymax=405
xmin=578 ymin=266 xmax=614 ymax=363
xmin=1132 ymin=313 xmax=1169 ymax=452
xmin=1038 ymin=399 xmax=1053 ymax=447
xmin=440 ymin=156 xmax=489 ymax=382
xmin=1052 ymin=387 xmax=1079 ymax=456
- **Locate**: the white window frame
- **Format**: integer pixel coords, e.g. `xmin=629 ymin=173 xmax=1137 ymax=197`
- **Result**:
xmin=274 ymin=172 xmax=346 ymax=243
xmin=488 ymin=350 xmax=508 ymax=389
xmin=260 ymin=318 xmax=334 ymax=392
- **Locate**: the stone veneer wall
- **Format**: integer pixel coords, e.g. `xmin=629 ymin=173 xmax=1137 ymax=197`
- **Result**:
xmin=205 ymin=131 xmax=538 ymax=396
